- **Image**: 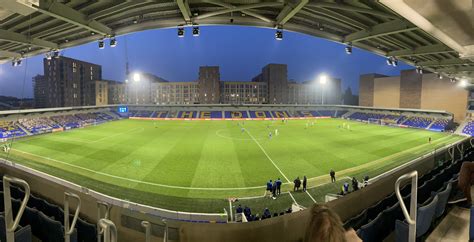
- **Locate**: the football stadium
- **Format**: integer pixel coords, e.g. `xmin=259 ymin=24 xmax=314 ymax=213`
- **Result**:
xmin=0 ymin=1 xmax=473 ymax=242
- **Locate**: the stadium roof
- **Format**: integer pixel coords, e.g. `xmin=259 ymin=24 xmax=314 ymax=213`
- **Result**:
xmin=0 ymin=0 xmax=473 ymax=81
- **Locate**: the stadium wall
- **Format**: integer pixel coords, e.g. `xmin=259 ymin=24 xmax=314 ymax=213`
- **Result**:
xmin=421 ymin=73 xmax=468 ymax=122
xmin=373 ymin=76 xmax=400 ymax=108
xmin=360 ymin=69 xmax=468 ymax=122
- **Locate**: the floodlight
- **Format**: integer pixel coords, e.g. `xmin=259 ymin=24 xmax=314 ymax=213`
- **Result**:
xmin=319 ymin=74 xmax=328 ymax=85
xmin=460 ymin=79 xmax=468 ymax=87
xmin=45 ymin=52 xmax=52 ymax=60
xmin=386 ymin=57 xmax=392 ymax=66
xmin=110 ymin=37 xmax=117 ymax=47
xmin=125 ymin=79 xmax=129 ymax=83
xmin=98 ymin=39 xmax=105 ymax=49
xmin=177 ymin=27 xmax=185 ymax=37
xmin=12 ymin=58 xmax=22 ymax=67
xmin=133 ymin=73 xmax=141 ymax=82
xmin=437 ymin=73 xmax=443 ymax=79
xmin=345 ymin=45 xmax=352 ymax=54
xmin=415 ymin=66 xmax=423 ymax=74
xmin=52 ymin=49 xmax=60 ymax=59
xmin=192 ymin=26 xmax=200 ymax=37
xmin=275 ymin=30 xmax=283 ymax=40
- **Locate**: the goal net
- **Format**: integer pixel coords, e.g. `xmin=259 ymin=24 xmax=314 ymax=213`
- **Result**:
xmin=367 ymin=118 xmax=381 ymax=125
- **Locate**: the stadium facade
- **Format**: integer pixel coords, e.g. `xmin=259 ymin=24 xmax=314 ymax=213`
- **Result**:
xmin=359 ymin=69 xmax=469 ymax=122
xmin=33 ymin=57 xmax=342 ymax=107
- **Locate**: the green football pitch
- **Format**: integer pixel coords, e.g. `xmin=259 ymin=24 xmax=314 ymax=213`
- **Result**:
xmin=0 ymin=118 xmax=464 ymax=213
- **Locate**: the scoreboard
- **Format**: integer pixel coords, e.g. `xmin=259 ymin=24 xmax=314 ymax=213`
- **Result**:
xmin=118 ymin=106 xmax=128 ymax=113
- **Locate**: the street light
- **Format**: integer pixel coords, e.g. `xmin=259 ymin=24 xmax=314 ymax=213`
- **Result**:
xmin=319 ymin=74 xmax=328 ymax=105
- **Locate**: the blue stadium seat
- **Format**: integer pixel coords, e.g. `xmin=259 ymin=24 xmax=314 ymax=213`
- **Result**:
xmin=344 ymin=209 xmax=367 ymax=230
xmin=395 ymin=195 xmax=439 ymax=242
xmin=431 ymin=183 xmax=451 ymax=220
xmin=0 ymin=215 xmax=32 ymax=242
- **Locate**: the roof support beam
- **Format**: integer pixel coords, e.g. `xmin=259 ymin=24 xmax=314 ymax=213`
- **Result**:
xmin=0 ymin=50 xmax=21 ymax=58
xmin=33 ymin=1 xmax=112 ymax=36
xmin=194 ymin=2 xmax=283 ymax=20
xmin=276 ymin=0 xmax=309 ymax=26
xmin=0 ymin=29 xmax=58 ymax=49
xmin=203 ymin=1 xmax=273 ymax=23
xmin=307 ymin=2 xmax=397 ymax=19
xmin=435 ymin=66 xmax=474 ymax=73
xmin=176 ymin=0 xmax=192 ymax=22
xmin=418 ymin=58 xmax=472 ymax=67
xmin=343 ymin=19 xmax=418 ymax=43
xmin=388 ymin=44 xmax=456 ymax=57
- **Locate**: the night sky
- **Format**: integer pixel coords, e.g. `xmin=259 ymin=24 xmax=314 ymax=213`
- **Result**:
xmin=0 ymin=26 xmax=412 ymax=98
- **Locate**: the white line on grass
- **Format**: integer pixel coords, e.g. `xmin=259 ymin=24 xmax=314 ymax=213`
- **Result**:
xmin=305 ymin=190 xmax=317 ymax=203
xmin=243 ymin=128 xmax=291 ymax=183
xmin=288 ymin=191 xmax=298 ymax=205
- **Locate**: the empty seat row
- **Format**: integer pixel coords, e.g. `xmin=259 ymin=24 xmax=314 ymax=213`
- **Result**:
xmin=345 ymin=157 xmax=464 ymax=242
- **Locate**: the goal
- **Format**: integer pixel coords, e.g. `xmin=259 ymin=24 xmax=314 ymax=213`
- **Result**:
xmin=367 ymin=118 xmax=382 ymax=125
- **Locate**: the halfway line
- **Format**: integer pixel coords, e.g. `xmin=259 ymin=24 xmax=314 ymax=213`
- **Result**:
xmin=244 ymin=128 xmax=291 ymax=183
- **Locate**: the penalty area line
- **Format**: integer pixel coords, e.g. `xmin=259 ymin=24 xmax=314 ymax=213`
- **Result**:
xmin=243 ymin=128 xmax=291 ymax=183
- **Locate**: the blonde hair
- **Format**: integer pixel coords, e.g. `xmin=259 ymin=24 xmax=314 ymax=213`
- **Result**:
xmin=304 ymin=204 xmax=347 ymax=242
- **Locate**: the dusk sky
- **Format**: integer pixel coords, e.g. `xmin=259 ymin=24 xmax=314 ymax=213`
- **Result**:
xmin=0 ymin=26 xmax=412 ymax=98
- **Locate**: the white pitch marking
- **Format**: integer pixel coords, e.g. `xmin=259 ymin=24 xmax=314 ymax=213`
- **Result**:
xmin=305 ymin=190 xmax=317 ymax=203
xmin=288 ymin=192 xmax=298 ymax=205
xmin=243 ymin=128 xmax=291 ymax=183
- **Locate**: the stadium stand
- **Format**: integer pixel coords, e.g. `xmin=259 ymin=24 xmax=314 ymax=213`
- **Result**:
xmin=430 ymin=119 xmax=449 ymax=131
xmin=401 ymin=116 xmax=433 ymax=129
xmin=0 ymin=178 xmax=96 ymax=242
xmin=348 ymin=112 xmax=386 ymax=121
xmin=18 ymin=117 xmax=60 ymax=134
xmin=0 ymin=121 xmax=27 ymax=138
xmin=462 ymin=120 xmax=474 ymax=136
xmin=343 ymin=157 xmax=465 ymax=242
xmin=50 ymin=115 xmax=81 ymax=129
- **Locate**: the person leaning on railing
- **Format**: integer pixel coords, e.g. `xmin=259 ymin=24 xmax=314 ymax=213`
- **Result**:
xmin=304 ymin=204 xmax=362 ymax=242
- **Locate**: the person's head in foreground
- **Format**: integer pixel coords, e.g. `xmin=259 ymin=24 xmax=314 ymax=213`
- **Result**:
xmin=304 ymin=204 xmax=362 ymax=242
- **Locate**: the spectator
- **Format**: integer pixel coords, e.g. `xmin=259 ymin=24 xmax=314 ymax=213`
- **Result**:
xmin=352 ymin=177 xmax=359 ymax=191
xmin=342 ymin=182 xmax=349 ymax=194
xmin=363 ymin=176 xmax=369 ymax=187
xmin=243 ymin=206 xmax=251 ymax=219
xmin=236 ymin=204 xmax=243 ymax=214
xmin=272 ymin=180 xmax=277 ymax=199
xmin=266 ymin=180 xmax=273 ymax=197
xmin=330 ymin=169 xmax=336 ymax=183
xmin=448 ymin=162 xmax=474 ymax=208
xmin=262 ymin=208 xmax=271 ymax=219
xmin=294 ymin=177 xmax=301 ymax=191
xmin=304 ymin=204 xmax=362 ymax=242
xmin=276 ymin=178 xmax=282 ymax=195
xmin=303 ymin=176 xmax=307 ymax=192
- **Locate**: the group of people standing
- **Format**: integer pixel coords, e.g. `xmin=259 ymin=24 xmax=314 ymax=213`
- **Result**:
xmin=293 ymin=176 xmax=308 ymax=192
xmin=266 ymin=178 xmax=283 ymax=199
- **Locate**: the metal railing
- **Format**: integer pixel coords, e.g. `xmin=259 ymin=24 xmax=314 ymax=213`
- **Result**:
xmin=64 ymin=192 xmax=81 ymax=242
xmin=163 ymin=219 xmax=168 ymax=242
xmin=3 ymin=176 xmax=30 ymax=242
xmin=98 ymin=218 xmax=117 ymax=242
xmin=395 ymin=171 xmax=418 ymax=242
xmin=141 ymin=221 xmax=151 ymax=242
xmin=97 ymin=201 xmax=111 ymax=242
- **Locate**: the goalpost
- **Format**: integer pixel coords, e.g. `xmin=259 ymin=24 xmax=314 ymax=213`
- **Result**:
xmin=367 ymin=118 xmax=382 ymax=125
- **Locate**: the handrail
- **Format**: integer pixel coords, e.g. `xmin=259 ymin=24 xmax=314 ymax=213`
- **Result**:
xmin=457 ymin=142 xmax=464 ymax=159
xmin=394 ymin=171 xmax=418 ymax=242
xmin=163 ymin=219 xmax=168 ymax=242
xmin=98 ymin=218 xmax=117 ymax=242
xmin=141 ymin=221 xmax=151 ymax=242
xmin=447 ymin=146 xmax=455 ymax=163
xmin=64 ymin=192 xmax=81 ymax=242
xmin=3 ymin=176 xmax=30 ymax=242
xmin=97 ymin=201 xmax=111 ymax=242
